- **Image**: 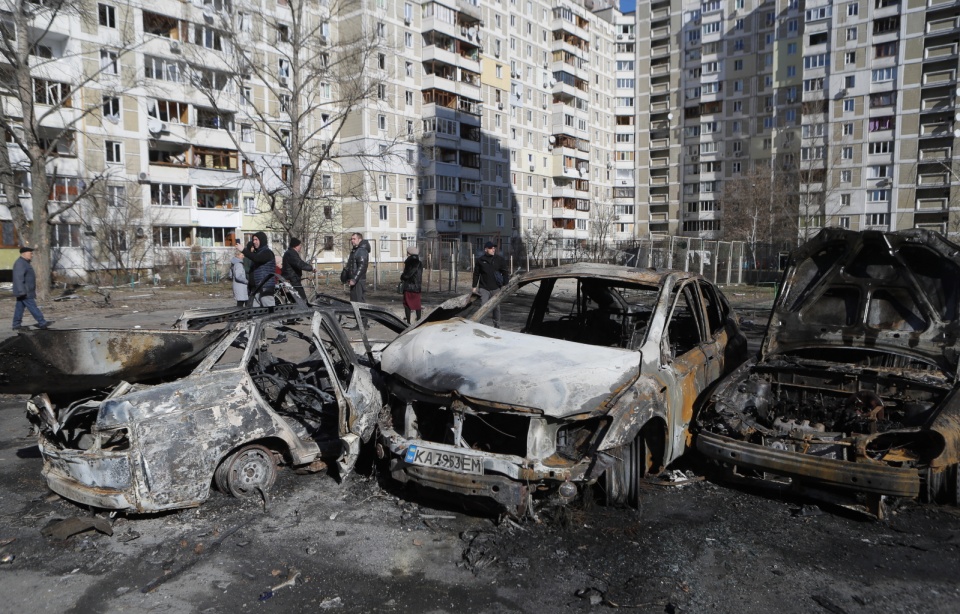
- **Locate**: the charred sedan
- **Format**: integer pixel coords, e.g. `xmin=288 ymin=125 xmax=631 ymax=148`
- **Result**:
xmin=27 ymin=305 xmax=405 ymax=512
xmin=696 ymin=229 xmax=960 ymax=516
xmin=377 ymin=263 xmax=747 ymax=515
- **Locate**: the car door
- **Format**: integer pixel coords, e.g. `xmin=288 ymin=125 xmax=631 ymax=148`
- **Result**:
xmin=695 ymin=281 xmax=725 ymax=384
xmin=660 ymin=282 xmax=710 ymax=461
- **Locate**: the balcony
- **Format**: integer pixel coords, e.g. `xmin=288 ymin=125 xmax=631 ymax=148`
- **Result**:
xmin=922 ymin=69 xmax=956 ymax=85
xmin=917 ymin=198 xmax=948 ymax=210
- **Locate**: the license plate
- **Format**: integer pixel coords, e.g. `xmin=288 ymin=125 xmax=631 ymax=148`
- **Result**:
xmin=404 ymin=445 xmax=483 ymax=475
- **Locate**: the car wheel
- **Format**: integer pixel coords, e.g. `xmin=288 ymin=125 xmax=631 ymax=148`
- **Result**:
xmin=215 ymin=444 xmax=278 ymax=498
xmin=604 ymin=428 xmax=657 ymax=508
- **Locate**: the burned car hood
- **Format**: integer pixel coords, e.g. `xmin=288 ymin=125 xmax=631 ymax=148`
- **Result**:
xmin=380 ymin=318 xmax=639 ymax=417
xmin=763 ymin=228 xmax=960 ymax=377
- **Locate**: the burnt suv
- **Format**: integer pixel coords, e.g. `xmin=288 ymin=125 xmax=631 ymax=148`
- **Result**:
xmin=376 ymin=263 xmax=747 ymax=515
xmin=696 ymin=229 xmax=960 ymax=516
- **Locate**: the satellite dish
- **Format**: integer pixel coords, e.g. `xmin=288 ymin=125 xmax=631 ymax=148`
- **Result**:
xmin=548 ymin=135 xmax=556 ymax=144
xmin=667 ymin=113 xmax=674 ymax=121
xmin=955 ymin=129 xmax=960 ymax=138
xmin=147 ymin=117 xmax=163 ymax=135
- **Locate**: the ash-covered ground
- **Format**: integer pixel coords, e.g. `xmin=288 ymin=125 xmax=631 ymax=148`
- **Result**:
xmin=1 ymin=286 xmax=958 ymax=613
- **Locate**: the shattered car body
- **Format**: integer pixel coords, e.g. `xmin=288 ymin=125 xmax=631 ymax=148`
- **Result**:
xmin=696 ymin=228 xmax=960 ymax=516
xmin=377 ymin=263 xmax=748 ymax=514
xmin=26 ymin=304 xmax=406 ymax=512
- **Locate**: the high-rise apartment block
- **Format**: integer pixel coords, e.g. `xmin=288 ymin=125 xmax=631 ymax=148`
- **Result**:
xmin=2 ymin=0 xmax=956 ymax=280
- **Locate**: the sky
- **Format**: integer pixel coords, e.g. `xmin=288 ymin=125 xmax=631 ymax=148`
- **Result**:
xmin=621 ymin=0 xmax=636 ymax=12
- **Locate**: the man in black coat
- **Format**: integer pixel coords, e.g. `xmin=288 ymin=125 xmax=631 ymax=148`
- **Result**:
xmin=12 ymin=246 xmax=52 ymax=331
xmin=242 ymin=231 xmax=276 ymax=306
xmin=282 ymin=238 xmax=315 ymax=301
xmin=472 ymin=241 xmax=509 ymax=328
xmin=346 ymin=232 xmax=370 ymax=303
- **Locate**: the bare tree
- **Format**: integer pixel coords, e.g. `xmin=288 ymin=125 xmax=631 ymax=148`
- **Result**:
xmin=0 ymin=1 xmax=142 ymax=299
xmin=720 ymin=162 xmax=798 ymax=267
xmin=520 ymin=223 xmax=558 ymax=270
xmin=586 ymin=198 xmax=617 ymax=262
xmin=77 ymin=181 xmax=157 ymax=285
xmin=186 ymin=0 xmax=397 ymax=259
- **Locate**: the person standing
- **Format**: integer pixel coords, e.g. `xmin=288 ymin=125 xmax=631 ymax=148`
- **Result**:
xmin=242 ymin=232 xmax=277 ymax=307
xmin=229 ymin=245 xmax=249 ymax=307
xmin=345 ymin=232 xmax=370 ymax=303
xmin=400 ymin=246 xmax=423 ymax=324
xmin=472 ymin=241 xmax=509 ymax=329
xmin=282 ymin=238 xmax=315 ymax=301
xmin=12 ymin=246 xmax=52 ymax=331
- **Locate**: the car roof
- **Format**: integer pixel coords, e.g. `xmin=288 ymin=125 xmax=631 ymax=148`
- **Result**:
xmin=515 ymin=262 xmax=700 ymax=285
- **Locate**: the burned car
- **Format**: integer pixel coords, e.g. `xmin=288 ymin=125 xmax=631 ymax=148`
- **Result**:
xmin=377 ymin=263 xmax=748 ymax=514
xmin=25 ymin=303 xmax=406 ymax=512
xmin=696 ymin=228 xmax=960 ymax=516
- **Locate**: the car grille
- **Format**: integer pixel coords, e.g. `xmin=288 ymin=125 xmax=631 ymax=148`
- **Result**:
xmin=411 ymin=402 xmax=529 ymax=458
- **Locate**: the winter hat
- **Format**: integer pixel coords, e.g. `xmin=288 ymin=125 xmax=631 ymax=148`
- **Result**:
xmin=19 ymin=246 xmax=34 ymax=253
xmin=483 ymin=241 xmax=496 ymax=249
xmin=407 ymin=246 xmax=419 ymax=256
xmin=289 ymin=238 xmax=302 ymax=249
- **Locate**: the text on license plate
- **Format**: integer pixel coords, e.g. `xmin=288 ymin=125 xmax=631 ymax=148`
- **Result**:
xmin=404 ymin=445 xmax=483 ymax=475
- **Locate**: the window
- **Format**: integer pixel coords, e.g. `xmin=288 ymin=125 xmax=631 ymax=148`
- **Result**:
xmin=841 ymin=194 xmax=851 ymax=207
xmin=845 ymin=76 xmax=856 ymax=89
xmin=278 ymin=59 xmax=290 ymax=78
xmin=845 ymin=51 xmax=856 ymax=65
xmin=868 ymin=191 xmax=890 ymax=203
xmin=868 ymin=165 xmax=891 ymax=178
xmin=101 ymin=48 xmax=119 ymax=74
xmin=379 ymin=205 xmax=388 ymax=221
xmin=51 ymin=223 xmax=82 ymax=248
xmin=869 ymin=116 xmax=894 ymax=132
xmin=840 ymin=170 xmax=852 ymax=183
xmin=105 ymin=140 xmax=121 ymax=163
xmin=869 ymin=141 xmax=893 ymax=154
xmin=846 ymin=28 xmax=857 ymax=41
xmin=803 ymin=54 xmax=827 ymax=69
xmin=34 ymin=80 xmax=72 ymax=107
xmin=847 ymin=3 xmax=858 ymax=16
xmin=49 ymin=177 xmax=82 ymax=203
xmin=378 ymin=114 xmax=386 ymax=130
xmin=241 ymin=123 xmax=253 ymax=143
xmin=378 ymin=53 xmax=386 ymax=70
xmin=787 ymin=43 xmax=797 ymax=55
xmin=843 ymin=99 xmax=855 ymax=112
xmin=153 ymin=226 xmax=192 ymax=247
xmin=98 ymin=4 xmax=116 ymax=28
xmin=733 ymin=60 xmax=743 ymax=71
xmin=150 ymin=183 xmax=192 ymax=207
xmin=107 ymin=185 xmax=125 ymax=207
xmin=102 ymin=96 xmax=120 ymax=121
xmin=377 ymin=83 xmax=386 ymax=100
xmin=244 ymin=196 xmax=255 ymax=214
xmin=144 ymin=56 xmax=180 ymax=83
xmin=195 ymin=26 xmax=223 ymax=51
xmin=405 ymin=61 xmax=413 ymax=78
xmin=875 ymin=41 xmax=898 ymax=58
xmin=841 ymin=147 xmax=853 ymax=160
xmin=871 ymin=67 xmax=896 ymax=82
xmin=843 ymin=123 xmax=854 ymax=136
xmin=276 ymin=23 xmax=289 ymax=43
xmin=866 ymin=214 xmax=888 ymax=228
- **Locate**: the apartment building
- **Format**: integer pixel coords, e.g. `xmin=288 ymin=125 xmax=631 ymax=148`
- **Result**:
xmin=1 ymin=0 xmax=645 ymax=279
xmin=630 ymin=0 xmax=960 ymax=241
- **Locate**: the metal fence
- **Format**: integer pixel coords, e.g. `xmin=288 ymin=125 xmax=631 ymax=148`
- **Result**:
xmin=353 ymin=237 xmax=794 ymax=293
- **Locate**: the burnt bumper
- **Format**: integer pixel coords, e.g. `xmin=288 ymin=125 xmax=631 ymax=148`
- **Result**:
xmin=40 ymin=442 xmax=140 ymax=511
xmin=390 ymin=460 xmax=528 ymax=513
xmin=697 ymin=431 xmax=920 ymax=498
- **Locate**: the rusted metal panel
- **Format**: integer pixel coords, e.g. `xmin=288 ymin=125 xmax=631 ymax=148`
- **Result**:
xmin=0 ymin=328 xmax=225 ymax=395
xmin=697 ymin=431 xmax=921 ymax=498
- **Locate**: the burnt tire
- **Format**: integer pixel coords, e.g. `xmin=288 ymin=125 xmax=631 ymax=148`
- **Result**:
xmin=215 ymin=444 xmax=278 ymax=498
xmin=604 ymin=428 xmax=658 ymax=508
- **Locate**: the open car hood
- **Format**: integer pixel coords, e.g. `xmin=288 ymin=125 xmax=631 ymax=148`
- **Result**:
xmin=763 ymin=228 xmax=960 ymax=377
xmin=380 ymin=318 xmax=640 ymax=418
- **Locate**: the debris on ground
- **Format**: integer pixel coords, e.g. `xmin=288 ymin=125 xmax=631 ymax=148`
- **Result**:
xmin=41 ymin=517 xmax=113 ymax=540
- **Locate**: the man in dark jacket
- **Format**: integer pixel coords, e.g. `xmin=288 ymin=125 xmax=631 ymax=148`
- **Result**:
xmin=242 ymin=231 xmax=276 ymax=306
xmin=282 ymin=238 xmax=314 ymax=301
xmin=472 ymin=241 xmax=509 ymax=328
xmin=12 ymin=246 xmax=52 ymax=331
xmin=346 ymin=232 xmax=370 ymax=303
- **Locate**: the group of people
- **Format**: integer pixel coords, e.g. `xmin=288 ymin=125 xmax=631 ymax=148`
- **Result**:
xmin=8 ymin=232 xmax=509 ymax=333
xmin=230 ymin=231 xmax=512 ymax=327
xmin=229 ymin=232 xmax=316 ymax=308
